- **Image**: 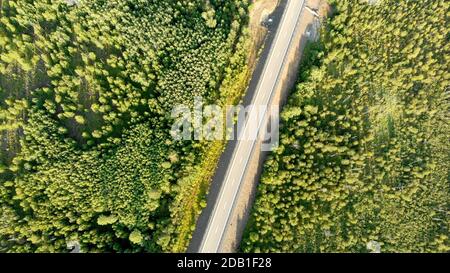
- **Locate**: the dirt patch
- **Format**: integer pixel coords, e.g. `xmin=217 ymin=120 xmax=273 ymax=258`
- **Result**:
xmin=318 ymin=0 xmax=333 ymax=18
xmin=246 ymin=0 xmax=279 ymax=69
xmin=219 ymin=0 xmax=331 ymax=253
xmin=186 ymin=0 xmax=280 ymax=253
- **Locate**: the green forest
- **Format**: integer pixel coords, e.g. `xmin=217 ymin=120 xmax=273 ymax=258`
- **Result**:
xmin=242 ymin=0 xmax=449 ymax=253
xmin=0 ymin=0 xmax=251 ymax=252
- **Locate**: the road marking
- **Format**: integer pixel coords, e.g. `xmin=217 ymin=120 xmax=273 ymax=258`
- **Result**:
xmin=199 ymin=0 xmax=305 ymax=253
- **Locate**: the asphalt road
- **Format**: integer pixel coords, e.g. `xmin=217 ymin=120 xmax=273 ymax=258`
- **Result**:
xmin=198 ymin=0 xmax=306 ymax=253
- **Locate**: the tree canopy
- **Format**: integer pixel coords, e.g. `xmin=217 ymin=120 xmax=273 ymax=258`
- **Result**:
xmin=242 ymin=0 xmax=449 ymax=253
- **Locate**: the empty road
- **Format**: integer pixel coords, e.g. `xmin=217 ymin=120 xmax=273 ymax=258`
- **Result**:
xmin=198 ymin=0 xmax=306 ymax=253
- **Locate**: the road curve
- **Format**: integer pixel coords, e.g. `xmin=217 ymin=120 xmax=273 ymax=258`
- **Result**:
xmin=198 ymin=0 xmax=306 ymax=253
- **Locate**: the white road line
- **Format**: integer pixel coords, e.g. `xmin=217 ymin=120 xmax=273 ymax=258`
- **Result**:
xmin=198 ymin=0 xmax=305 ymax=253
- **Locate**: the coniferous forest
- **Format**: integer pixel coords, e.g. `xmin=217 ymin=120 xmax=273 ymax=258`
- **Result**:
xmin=1 ymin=0 xmax=448 ymax=255
xmin=242 ymin=0 xmax=449 ymax=253
xmin=0 ymin=0 xmax=250 ymax=252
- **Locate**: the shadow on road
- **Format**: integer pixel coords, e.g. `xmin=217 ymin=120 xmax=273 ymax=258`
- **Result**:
xmin=186 ymin=0 xmax=288 ymax=253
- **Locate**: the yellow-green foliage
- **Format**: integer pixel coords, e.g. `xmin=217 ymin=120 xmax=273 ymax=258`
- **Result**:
xmin=243 ymin=0 xmax=449 ymax=253
xmin=0 ymin=0 xmax=251 ymax=252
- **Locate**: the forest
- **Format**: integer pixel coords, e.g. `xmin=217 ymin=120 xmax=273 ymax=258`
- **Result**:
xmin=0 ymin=0 xmax=251 ymax=252
xmin=242 ymin=0 xmax=449 ymax=253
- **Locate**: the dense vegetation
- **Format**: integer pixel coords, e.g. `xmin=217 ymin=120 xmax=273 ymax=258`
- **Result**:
xmin=243 ymin=0 xmax=449 ymax=253
xmin=0 ymin=0 xmax=251 ymax=252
